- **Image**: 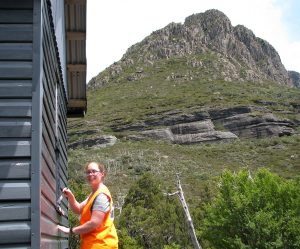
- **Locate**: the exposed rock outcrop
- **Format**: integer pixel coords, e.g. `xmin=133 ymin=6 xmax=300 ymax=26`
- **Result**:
xmin=69 ymin=135 xmax=117 ymax=149
xmin=83 ymin=9 xmax=299 ymax=148
xmin=124 ymin=106 xmax=296 ymax=143
xmin=222 ymin=113 xmax=295 ymax=138
xmin=171 ymin=120 xmax=214 ymax=134
xmin=127 ymin=120 xmax=238 ymax=144
xmin=89 ymin=9 xmax=297 ymax=89
xmin=111 ymin=111 xmax=210 ymax=132
xmin=112 ymin=106 xmax=253 ymax=132
xmin=139 ymin=128 xmax=174 ymax=141
xmin=288 ymin=71 xmax=300 ymax=88
xmin=173 ymin=131 xmax=237 ymax=144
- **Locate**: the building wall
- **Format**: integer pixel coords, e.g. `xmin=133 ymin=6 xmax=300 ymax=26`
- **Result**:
xmin=40 ymin=0 xmax=69 ymax=247
xmin=0 ymin=0 xmax=69 ymax=248
xmin=0 ymin=0 xmax=33 ymax=247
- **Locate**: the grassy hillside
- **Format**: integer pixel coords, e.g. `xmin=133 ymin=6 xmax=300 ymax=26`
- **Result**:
xmin=68 ymin=135 xmax=300 ymax=202
xmin=69 ymin=56 xmax=300 ymax=143
xmin=67 ymin=56 xmax=300 ymax=203
xmin=67 ymin=53 xmax=300 ymax=249
xmin=67 ymin=10 xmax=300 ymax=246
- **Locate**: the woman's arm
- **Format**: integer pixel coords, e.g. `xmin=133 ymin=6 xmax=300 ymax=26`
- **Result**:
xmin=58 ymin=210 xmax=105 ymax=235
xmin=62 ymin=188 xmax=88 ymax=214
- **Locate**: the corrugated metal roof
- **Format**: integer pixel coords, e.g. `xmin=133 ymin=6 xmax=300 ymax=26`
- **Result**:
xmin=65 ymin=0 xmax=87 ymax=117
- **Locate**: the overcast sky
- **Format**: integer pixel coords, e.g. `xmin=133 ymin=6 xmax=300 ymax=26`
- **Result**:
xmin=86 ymin=0 xmax=300 ymax=82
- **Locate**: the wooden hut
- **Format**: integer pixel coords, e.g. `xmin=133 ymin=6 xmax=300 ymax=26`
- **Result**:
xmin=0 ymin=0 xmax=87 ymax=248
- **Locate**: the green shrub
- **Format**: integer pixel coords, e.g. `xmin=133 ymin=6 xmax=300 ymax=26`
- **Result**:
xmin=118 ymin=173 xmax=192 ymax=248
xmin=201 ymin=169 xmax=300 ymax=249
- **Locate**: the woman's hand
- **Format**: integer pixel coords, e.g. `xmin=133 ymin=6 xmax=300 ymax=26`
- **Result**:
xmin=57 ymin=225 xmax=70 ymax=234
xmin=62 ymin=187 xmax=73 ymax=199
xmin=61 ymin=187 xmax=83 ymax=214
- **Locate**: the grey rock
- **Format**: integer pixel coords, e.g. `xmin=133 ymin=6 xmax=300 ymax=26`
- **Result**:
xmin=140 ymin=128 xmax=174 ymax=141
xmin=113 ymin=105 xmax=296 ymax=141
xmin=69 ymin=135 xmax=117 ymax=149
xmin=127 ymin=120 xmax=237 ymax=144
xmin=112 ymin=122 xmax=146 ymax=132
xmin=222 ymin=113 xmax=295 ymax=138
xmin=209 ymin=106 xmax=253 ymax=120
xmin=112 ymin=111 xmax=210 ymax=132
xmin=145 ymin=110 xmax=210 ymax=126
xmin=126 ymin=134 xmax=148 ymax=141
xmin=170 ymin=120 xmax=214 ymax=134
xmin=173 ymin=131 xmax=238 ymax=144
xmin=288 ymin=71 xmax=300 ymax=88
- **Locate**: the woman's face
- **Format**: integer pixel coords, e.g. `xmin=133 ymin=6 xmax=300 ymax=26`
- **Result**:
xmin=85 ymin=162 xmax=104 ymax=188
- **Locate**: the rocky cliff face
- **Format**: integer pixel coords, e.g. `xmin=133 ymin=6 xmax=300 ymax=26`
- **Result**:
xmin=82 ymin=9 xmax=299 ymax=146
xmin=288 ymin=71 xmax=300 ymax=88
xmin=89 ymin=9 xmax=298 ymax=88
xmin=112 ymin=105 xmax=296 ymax=144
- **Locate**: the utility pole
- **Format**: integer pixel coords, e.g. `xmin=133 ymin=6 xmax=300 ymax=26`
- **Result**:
xmin=166 ymin=174 xmax=202 ymax=249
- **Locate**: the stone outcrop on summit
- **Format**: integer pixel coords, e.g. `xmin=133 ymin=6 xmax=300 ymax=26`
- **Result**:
xmin=83 ymin=9 xmax=299 ymax=146
xmin=89 ymin=9 xmax=298 ymax=88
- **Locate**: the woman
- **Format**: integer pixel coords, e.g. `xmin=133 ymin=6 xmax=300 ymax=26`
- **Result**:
xmin=58 ymin=162 xmax=118 ymax=249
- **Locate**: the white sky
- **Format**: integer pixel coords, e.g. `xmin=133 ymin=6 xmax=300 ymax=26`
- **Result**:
xmin=86 ymin=0 xmax=300 ymax=82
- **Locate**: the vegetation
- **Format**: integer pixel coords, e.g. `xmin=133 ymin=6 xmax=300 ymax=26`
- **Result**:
xmin=68 ymin=165 xmax=300 ymax=248
xmin=201 ymin=169 xmax=300 ymax=249
xmin=69 ymin=55 xmax=300 ymax=142
xmin=67 ymin=135 xmax=300 ymax=248
xmin=118 ymin=173 xmax=191 ymax=248
xmin=68 ymin=136 xmax=300 ymax=193
xmin=67 ymin=52 xmax=300 ymax=248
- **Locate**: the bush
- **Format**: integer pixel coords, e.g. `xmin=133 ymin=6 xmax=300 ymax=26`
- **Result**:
xmin=118 ymin=173 xmax=192 ymax=248
xmin=201 ymin=168 xmax=300 ymax=249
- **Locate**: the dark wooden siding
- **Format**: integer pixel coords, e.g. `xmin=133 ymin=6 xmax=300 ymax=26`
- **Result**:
xmin=40 ymin=0 xmax=69 ymax=247
xmin=0 ymin=0 xmax=69 ymax=248
xmin=0 ymin=0 xmax=33 ymax=248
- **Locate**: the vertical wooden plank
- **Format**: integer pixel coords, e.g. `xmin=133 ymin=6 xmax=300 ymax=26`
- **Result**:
xmin=31 ymin=0 xmax=43 ymax=247
xmin=0 ymin=1 xmax=34 ymax=248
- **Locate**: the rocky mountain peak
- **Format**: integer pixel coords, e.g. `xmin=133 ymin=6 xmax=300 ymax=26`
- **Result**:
xmin=288 ymin=71 xmax=300 ymax=88
xmin=89 ymin=9 xmax=298 ymax=89
xmin=184 ymin=9 xmax=233 ymax=39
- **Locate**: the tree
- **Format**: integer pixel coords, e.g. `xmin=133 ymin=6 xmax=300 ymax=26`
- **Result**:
xmin=201 ymin=168 xmax=300 ymax=249
xmin=167 ymin=174 xmax=202 ymax=249
xmin=118 ymin=228 xmax=143 ymax=249
xmin=118 ymin=173 xmax=192 ymax=248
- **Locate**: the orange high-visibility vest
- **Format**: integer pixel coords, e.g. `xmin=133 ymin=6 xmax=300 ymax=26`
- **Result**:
xmin=80 ymin=185 xmax=118 ymax=249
